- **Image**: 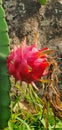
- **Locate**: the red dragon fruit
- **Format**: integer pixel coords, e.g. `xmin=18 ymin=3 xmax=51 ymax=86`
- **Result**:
xmin=7 ymin=38 xmax=49 ymax=83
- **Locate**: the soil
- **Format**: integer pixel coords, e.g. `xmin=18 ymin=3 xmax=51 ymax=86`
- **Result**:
xmin=3 ymin=0 xmax=62 ymax=99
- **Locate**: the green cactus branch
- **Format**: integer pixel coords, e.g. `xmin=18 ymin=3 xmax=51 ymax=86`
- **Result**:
xmin=38 ymin=0 xmax=46 ymax=4
xmin=0 ymin=0 xmax=10 ymax=129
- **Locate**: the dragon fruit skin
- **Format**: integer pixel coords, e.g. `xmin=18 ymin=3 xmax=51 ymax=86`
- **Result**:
xmin=7 ymin=39 xmax=49 ymax=83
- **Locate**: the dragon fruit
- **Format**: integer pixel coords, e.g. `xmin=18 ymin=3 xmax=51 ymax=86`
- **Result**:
xmin=7 ymin=38 xmax=49 ymax=83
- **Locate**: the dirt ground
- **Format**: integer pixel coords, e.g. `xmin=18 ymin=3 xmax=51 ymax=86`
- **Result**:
xmin=3 ymin=0 xmax=62 ymax=99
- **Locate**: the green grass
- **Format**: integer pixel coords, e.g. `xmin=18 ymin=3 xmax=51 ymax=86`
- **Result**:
xmin=4 ymin=79 xmax=62 ymax=130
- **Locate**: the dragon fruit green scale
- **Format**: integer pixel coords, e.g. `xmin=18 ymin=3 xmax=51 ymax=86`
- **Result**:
xmin=7 ymin=38 xmax=49 ymax=83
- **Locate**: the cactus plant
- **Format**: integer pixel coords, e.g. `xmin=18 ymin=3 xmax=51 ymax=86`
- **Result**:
xmin=0 ymin=0 xmax=10 ymax=129
xmin=38 ymin=0 xmax=46 ymax=4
